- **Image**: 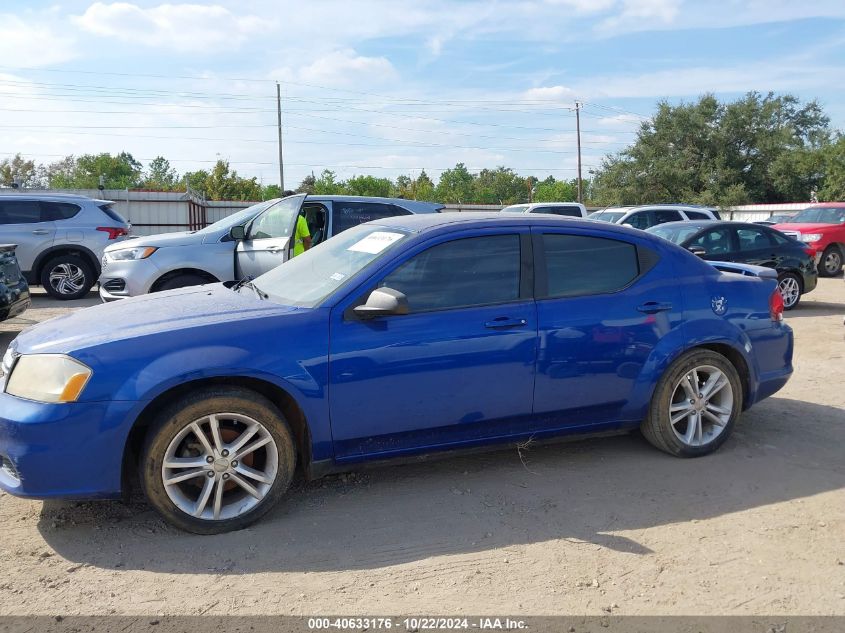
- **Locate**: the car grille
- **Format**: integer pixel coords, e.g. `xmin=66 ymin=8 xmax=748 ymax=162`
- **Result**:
xmin=103 ymin=279 xmax=126 ymax=293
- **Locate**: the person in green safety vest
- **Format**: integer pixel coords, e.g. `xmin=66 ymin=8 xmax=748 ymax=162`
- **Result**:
xmin=292 ymin=213 xmax=312 ymax=257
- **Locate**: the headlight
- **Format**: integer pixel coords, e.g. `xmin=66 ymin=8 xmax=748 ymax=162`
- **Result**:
xmin=106 ymin=246 xmax=157 ymax=261
xmin=5 ymin=354 xmax=92 ymax=403
xmin=799 ymin=233 xmax=823 ymax=243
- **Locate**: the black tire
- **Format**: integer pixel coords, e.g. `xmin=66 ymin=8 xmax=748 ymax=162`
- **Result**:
xmin=818 ymin=245 xmax=843 ymax=277
xmin=777 ymin=272 xmax=802 ymax=310
xmin=40 ymin=254 xmax=95 ymax=300
xmin=140 ymin=387 xmax=297 ymax=534
xmin=154 ymin=273 xmax=211 ymax=292
xmin=641 ymin=349 xmax=743 ymax=457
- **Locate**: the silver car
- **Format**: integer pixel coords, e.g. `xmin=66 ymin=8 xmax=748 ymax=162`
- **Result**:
xmin=0 ymin=193 xmax=130 ymax=300
xmin=99 ymin=194 xmax=443 ymax=301
xmin=500 ymin=202 xmax=587 ymax=217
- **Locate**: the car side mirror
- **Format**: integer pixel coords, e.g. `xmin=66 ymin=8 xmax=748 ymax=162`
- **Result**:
xmin=688 ymin=246 xmax=707 ymax=258
xmin=353 ymin=287 xmax=409 ymax=319
xmin=229 ymin=225 xmax=246 ymax=241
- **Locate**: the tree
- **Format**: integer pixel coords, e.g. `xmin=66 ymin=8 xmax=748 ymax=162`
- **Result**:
xmin=590 ymin=92 xmax=831 ymax=207
xmin=410 ymin=170 xmax=436 ymax=201
xmin=46 ymin=152 xmax=144 ymax=189
xmin=203 ymin=160 xmax=262 ymax=201
xmin=345 ymin=174 xmax=395 ymax=198
xmin=263 ymin=184 xmax=283 ymax=199
xmin=533 ymin=176 xmax=577 ymax=202
xmin=473 ymin=167 xmax=526 ymax=204
xmin=435 ymin=163 xmax=474 ymax=203
xmin=818 ymin=135 xmax=845 ymax=201
xmin=296 ymin=174 xmax=316 ymax=194
xmin=144 ymin=156 xmax=180 ymax=190
xmin=0 ymin=153 xmax=41 ymax=188
xmin=312 ymin=169 xmax=346 ymax=195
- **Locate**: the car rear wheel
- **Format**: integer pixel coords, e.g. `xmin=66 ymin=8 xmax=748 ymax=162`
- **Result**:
xmin=140 ymin=387 xmax=297 ymax=534
xmin=40 ymin=254 xmax=95 ymax=300
xmin=641 ymin=349 xmax=742 ymax=457
xmin=819 ymin=246 xmax=842 ymax=277
xmin=777 ymin=273 xmax=802 ymax=310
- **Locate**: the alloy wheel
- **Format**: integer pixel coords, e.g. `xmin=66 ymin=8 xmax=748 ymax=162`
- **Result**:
xmin=668 ymin=365 xmax=734 ymax=447
xmin=48 ymin=263 xmax=86 ymax=296
xmin=161 ymin=413 xmax=279 ymax=521
xmin=778 ymin=276 xmax=800 ymax=308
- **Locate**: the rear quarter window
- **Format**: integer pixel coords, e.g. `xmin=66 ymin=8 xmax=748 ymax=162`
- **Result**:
xmin=684 ymin=210 xmax=710 ymax=220
xmin=99 ymin=203 xmax=127 ymax=224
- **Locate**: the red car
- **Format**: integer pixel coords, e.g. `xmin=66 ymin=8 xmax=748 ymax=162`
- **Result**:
xmin=774 ymin=205 xmax=845 ymax=277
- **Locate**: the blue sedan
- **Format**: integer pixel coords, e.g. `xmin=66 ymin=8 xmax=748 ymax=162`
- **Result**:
xmin=0 ymin=214 xmax=793 ymax=533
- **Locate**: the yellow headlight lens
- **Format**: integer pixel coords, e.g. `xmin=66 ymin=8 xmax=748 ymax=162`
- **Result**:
xmin=5 ymin=354 xmax=92 ymax=403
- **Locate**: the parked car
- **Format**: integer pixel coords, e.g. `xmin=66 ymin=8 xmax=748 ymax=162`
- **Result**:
xmin=773 ymin=205 xmax=845 ymax=277
xmin=500 ymin=202 xmax=587 ymax=217
xmin=0 ymin=214 xmax=793 ymax=533
xmin=648 ymin=220 xmax=817 ymax=309
xmin=99 ymin=194 xmax=444 ymax=301
xmin=0 ymin=193 xmax=130 ymax=300
xmin=0 ymin=245 xmax=30 ymax=322
xmin=754 ymin=213 xmax=796 ymax=226
xmin=589 ymin=205 xmax=720 ymax=229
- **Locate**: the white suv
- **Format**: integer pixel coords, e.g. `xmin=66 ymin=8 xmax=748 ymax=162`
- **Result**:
xmin=589 ymin=205 xmax=721 ymax=229
xmin=501 ymin=202 xmax=587 ymax=217
xmin=0 ymin=193 xmax=130 ymax=300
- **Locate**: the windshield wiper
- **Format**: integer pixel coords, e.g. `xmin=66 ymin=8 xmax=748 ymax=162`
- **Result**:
xmin=232 ymin=278 xmax=268 ymax=300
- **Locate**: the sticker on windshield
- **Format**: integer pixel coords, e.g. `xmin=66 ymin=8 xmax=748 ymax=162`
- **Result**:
xmin=347 ymin=231 xmax=404 ymax=254
xmin=329 ymin=272 xmax=346 ymax=281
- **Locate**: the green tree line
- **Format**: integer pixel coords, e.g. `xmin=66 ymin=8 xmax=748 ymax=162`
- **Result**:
xmin=2 ymin=92 xmax=844 ymax=205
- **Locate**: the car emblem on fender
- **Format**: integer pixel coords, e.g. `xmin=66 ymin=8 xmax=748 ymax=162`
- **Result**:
xmin=711 ymin=296 xmax=728 ymax=315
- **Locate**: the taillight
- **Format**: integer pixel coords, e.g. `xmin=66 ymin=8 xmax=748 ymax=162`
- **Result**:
xmin=97 ymin=227 xmax=128 ymax=240
xmin=769 ymin=288 xmax=784 ymax=322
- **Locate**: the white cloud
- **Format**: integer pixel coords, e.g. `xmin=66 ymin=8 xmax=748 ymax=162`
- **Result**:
xmin=598 ymin=114 xmax=644 ymax=126
xmin=523 ymin=85 xmax=577 ymax=101
xmin=0 ymin=15 xmax=78 ymax=67
xmin=73 ymin=2 xmax=264 ymax=52
xmin=597 ymin=0 xmax=681 ymax=34
xmin=273 ymin=49 xmax=398 ymax=89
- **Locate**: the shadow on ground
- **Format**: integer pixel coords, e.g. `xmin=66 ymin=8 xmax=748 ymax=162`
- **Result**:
xmin=36 ymin=396 xmax=844 ymax=575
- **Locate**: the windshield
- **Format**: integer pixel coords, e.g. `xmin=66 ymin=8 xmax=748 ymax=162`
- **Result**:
xmin=590 ymin=210 xmax=625 ymax=223
xmin=501 ymin=205 xmax=529 ymax=214
xmin=252 ymin=224 xmax=411 ymax=308
xmin=789 ymin=207 xmax=845 ymax=224
xmin=195 ymin=199 xmax=280 ymax=235
xmin=648 ymin=225 xmax=703 ymax=244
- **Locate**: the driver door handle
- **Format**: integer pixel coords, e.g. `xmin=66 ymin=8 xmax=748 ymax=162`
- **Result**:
xmin=637 ymin=301 xmax=673 ymax=314
xmin=32 ymin=229 xmax=50 ymax=235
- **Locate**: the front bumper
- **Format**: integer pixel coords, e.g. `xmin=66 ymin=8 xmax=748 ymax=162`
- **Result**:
xmin=98 ymin=256 xmax=161 ymax=301
xmin=0 ymin=392 xmax=140 ymax=499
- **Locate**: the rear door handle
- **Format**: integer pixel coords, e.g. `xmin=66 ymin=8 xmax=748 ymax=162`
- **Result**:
xmin=267 ymin=246 xmax=284 ymax=253
xmin=484 ymin=317 xmax=527 ymax=329
xmin=637 ymin=302 xmax=673 ymax=314
xmin=31 ymin=229 xmax=50 ymax=235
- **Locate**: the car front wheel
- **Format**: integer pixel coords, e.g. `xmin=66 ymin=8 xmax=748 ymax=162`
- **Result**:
xmin=819 ymin=246 xmax=843 ymax=277
xmin=641 ymin=349 xmax=742 ymax=457
xmin=140 ymin=387 xmax=297 ymax=534
xmin=41 ymin=254 xmax=95 ymax=300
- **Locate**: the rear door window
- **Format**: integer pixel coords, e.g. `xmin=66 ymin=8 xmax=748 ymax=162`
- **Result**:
xmin=332 ymin=202 xmax=410 ymax=235
xmin=684 ymin=210 xmax=710 ymax=220
xmin=42 ymin=202 xmax=81 ymax=221
xmin=532 ymin=205 xmax=582 ymax=217
xmin=624 ymin=211 xmax=652 ymax=230
xmin=654 ymin=210 xmax=683 ymax=224
xmin=735 ymin=227 xmax=775 ymax=252
xmin=540 ymin=234 xmax=642 ymax=298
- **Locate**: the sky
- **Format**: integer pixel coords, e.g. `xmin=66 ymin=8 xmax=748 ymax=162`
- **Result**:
xmin=1 ymin=0 xmax=845 ymax=189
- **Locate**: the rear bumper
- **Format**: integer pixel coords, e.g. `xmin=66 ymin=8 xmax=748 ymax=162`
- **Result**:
xmin=0 ymin=392 xmax=139 ymax=499
xmin=0 ymin=283 xmax=30 ymax=322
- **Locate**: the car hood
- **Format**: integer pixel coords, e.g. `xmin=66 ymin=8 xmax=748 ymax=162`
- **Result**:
xmin=12 ymin=284 xmax=299 ymax=355
xmin=104 ymin=230 xmax=202 ymax=251
xmin=773 ymin=222 xmax=836 ymax=232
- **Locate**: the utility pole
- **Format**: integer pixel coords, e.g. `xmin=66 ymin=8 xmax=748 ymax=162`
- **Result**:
xmin=575 ymin=100 xmax=583 ymax=204
xmin=276 ymin=82 xmax=285 ymax=191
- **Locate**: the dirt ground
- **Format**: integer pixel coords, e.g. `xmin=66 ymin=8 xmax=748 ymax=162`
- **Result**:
xmin=0 ymin=281 xmax=843 ymax=616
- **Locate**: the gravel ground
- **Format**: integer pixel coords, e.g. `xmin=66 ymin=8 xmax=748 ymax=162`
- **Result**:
xmin=0 ymin=281 xmax=843 ymax=616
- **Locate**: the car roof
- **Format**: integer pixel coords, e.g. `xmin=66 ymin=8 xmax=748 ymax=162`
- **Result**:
xmin=0 ymin=192 xmax=110 ymax=204
xmin=305 ymin=194 xmax=443 ymax=213
xmin=370 ymin=211 xmax=664 ymax=241
xmin=650 ymin=220 xmax=776 ymax=231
